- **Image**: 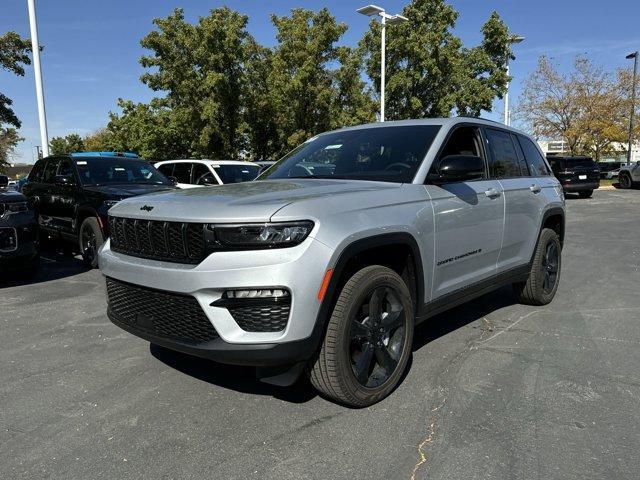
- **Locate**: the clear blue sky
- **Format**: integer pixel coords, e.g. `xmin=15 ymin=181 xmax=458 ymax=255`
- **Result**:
xmin=3 ymin=0 xmax=639 ymax=163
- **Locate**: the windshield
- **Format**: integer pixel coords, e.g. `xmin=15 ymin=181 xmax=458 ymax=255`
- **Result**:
xmin=214 ymin=164 xmax=260 ymax=184
xmin=75 ymin=158 xmax=172 ymax=186
xmin=260 ymin=125 xmax=441 ymax=183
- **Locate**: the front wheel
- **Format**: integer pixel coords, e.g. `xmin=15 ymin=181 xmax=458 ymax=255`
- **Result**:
xmin=578 ymin=190 xmax=593 ymax=198
xmin=79 ymin=217 xmax=104 ymax=269
xmin=308 ymin=265 xmax=414 ymax=407
xmin=619 ymin=172 xmax=633 ymax=189
xmin=513 ymin=228 xmax=561 ymax=305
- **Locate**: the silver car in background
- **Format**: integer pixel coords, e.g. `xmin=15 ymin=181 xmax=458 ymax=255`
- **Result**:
xmin=100 ymin=117 xmax=565 ymax=406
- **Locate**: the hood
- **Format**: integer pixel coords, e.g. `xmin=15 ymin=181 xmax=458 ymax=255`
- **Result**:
xmin=109 ymin=179 xmax=400 ymax=223
xmin=83 ymin=183 xmax=175 ymax=198
xmin=0 ymin=189 xmax=26 ymax=202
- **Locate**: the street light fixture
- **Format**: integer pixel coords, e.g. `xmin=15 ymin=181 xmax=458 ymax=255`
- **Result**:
xmin=625 ymin=51 xmax=638 ymax=165
xmin=357 ymin=4 xmax=408 ymax=122
xmin=504 ymin=35 xmax=525 ymax=126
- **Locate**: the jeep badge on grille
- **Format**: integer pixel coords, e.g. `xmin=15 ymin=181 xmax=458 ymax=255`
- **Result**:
xmin=140 ymin=205 xmax=154 ymax=212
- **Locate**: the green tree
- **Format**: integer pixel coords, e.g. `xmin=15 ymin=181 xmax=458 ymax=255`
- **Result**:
xmin=0 ymin=32 xmax=31 ymax=169
xmin=50 ymin=133 xmax=85 ymax=155
xmin=0 ymin=127 xmax=22 ymax=170
xmin=83 ymin=128 xmax=115 ymax=151
xmin=137 ymin=7 xmax=253 ymax=159
xmin=359 ymin=0 xmax=513 ymax=119
xmin=108 ymin=98 xmax=194 ymax=160
xmin=267 ymin=8 xmax=375 ymax=156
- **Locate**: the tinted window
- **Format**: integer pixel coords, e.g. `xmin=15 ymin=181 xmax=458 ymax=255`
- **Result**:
xmin=157 ymin=164 xmax=174 ymax=177
xmin=171 ymin=163 xmax=192 ymax=184
xmin=485 ymin=128 xmax=522 ymax=178
xmin=262 ymin=125 xmax=441 ymax=183
xmin=42 ymin=158 xmax=60 ymax=183
xmin=75 ymin=158 xmax=171 ymax=186
xmin=28 ymin=160 xmax=46 ymax=182
xmin=518 ymin=136 xmax=551 ymax=176
xmin=216 ymin=164 xmax=260 ymax=184
xmin=565 ymin=158 xmax=596 ymax=168
xmin=57 ymin=159 xmax=74 ymax=177
xmin=193 ymin=163 xmax=217 ymax=185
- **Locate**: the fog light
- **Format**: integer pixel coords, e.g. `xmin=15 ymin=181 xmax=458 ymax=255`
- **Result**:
xmin=223 ymin=289 xmax=290 ymax=300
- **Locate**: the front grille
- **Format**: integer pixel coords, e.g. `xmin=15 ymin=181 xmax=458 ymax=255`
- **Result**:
xmin=109 ymin=216 xmax=206 ymax=264
xmin=106 ymin=277 xmax=219 ymax=344
xmin=227 ymin=302 xmax=290 ymax=332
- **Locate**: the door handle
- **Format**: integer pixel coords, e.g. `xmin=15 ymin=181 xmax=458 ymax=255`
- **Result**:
xmin=484 ymin=188 xmax=501 ymax=198
xmin=529 ymin=184 xmax=542 ymax=194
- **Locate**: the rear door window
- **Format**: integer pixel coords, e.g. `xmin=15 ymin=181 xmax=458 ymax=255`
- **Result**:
xmin=485 ymin=128 xmax=523 ymax=178
xmin=157 ymin=164 xmax=174 ymax=178
xmin=192 ymin=163 xmax=218 ymax=185
xmin=518 ymin=135 xmax=551 ymax=176
xmin=172 ymin=163 xmax=192 ymax=184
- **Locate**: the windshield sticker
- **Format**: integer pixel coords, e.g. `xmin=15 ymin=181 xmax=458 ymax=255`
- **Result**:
xmin=114 ymin=167 xmax=125 ymax=171
xmin=76 ymin=161 xmax=87 ymax=165
xmin=324 ymin=144 xmax=342 ymax=150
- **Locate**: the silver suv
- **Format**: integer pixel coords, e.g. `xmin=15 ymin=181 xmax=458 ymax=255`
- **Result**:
xmin=618 ymin=161 xmax=640 ymax=189
xmin=100 ymin=118 xmax=565 ymax=406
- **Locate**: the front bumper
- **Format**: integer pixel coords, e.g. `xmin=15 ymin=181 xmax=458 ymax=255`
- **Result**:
xmin=0 ymin=217 xmax=38 ymax=270
xmin=562 ymin=181 xmax=599 ymax=192
xmin=99 ymin=236 xmax=335 ymax=365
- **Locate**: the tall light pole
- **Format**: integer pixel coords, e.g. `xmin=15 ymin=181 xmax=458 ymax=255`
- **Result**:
xmin=357 ymin=5 xmax=408 ymax=122
xmin=504 ymin=35 xmax=525 ymax=126
xmin=626 ymin=51 xmax=638 ymax=165
xmin=27 ymin=0 xmax=49 ymax=157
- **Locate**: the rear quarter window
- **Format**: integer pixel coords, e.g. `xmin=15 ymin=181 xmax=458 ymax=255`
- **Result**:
xmin=518 ymin=136 xmax=551 ymax=176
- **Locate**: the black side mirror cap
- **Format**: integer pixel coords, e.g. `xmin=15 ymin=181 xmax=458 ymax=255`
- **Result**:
xmin=430 ymin=155 xmax=485 ymax=184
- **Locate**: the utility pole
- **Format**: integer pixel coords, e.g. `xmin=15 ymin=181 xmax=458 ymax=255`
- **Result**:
xmin=27 ymin=0 xmax=50 ymax=157
xmin=626 ymin=51 xmax=638 ymax=164
xmin=504 ymin=36 xmax=525 ymax=126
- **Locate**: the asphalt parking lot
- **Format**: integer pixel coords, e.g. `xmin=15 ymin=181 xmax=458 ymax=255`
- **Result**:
xmin=1 ymin=188 xmax=639 ymax=480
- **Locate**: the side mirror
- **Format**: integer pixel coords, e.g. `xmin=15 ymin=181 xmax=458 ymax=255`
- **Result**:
xmin=432 ymin=155 xmax=485 ymax=183
xmin=54 ymin=175 xmax=76 ymax=186
xmin=0 ymin=175 xmax=8 ymax=188
xmin=168 ymin=176 xmax=178 ymax=185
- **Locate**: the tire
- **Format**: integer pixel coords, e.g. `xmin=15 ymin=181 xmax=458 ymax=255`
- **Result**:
xmin=308 ymin=265 xmax=414 ymax=407
xmin=513 ymin=228 xmax=561 ymax=306
xmin=578 ymin=190 xmax=593 ymax=198
xmin=79 ymin=217 xmax=104 ymax=269
xmin=619 ymin=172 xmax=633 ymax=189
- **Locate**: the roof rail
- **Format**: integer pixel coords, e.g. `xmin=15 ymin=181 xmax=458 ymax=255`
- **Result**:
xmin=455 ymin=116 xmax=504 ymax=125
xmin=70 ymin=151 xmax=139 ymax=158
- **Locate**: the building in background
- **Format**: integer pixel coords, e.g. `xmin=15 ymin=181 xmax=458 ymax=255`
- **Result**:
xmin=538 ymin=140 xmax=640 ymax=163
xmin=4 ymin=163 xmax=33 ymax=180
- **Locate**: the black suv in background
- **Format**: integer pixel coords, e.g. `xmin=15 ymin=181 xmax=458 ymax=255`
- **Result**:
xmin=0 ymin=174 xmax=39 ymax=279
xmin=546 ymin=155 xmax=600 ymax=198
xmin=22 ymin=152 xmax=175 ymax=268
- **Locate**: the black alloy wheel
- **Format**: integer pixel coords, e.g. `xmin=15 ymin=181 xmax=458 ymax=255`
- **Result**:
xmin=349 ymin=286 xmax=407 ymax=388
xmin=541 ymin=241 xmax=559 ymax=295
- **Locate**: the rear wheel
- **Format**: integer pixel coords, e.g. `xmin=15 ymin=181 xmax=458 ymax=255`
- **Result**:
xmin=578 ymin=189 xmax=593 ymax=198
xmin=619 ymin=172 xmax=633 ymax=189
xmin=79 ymin=217 xmax=104 ymax=269
xmin=513 ymin=228 xmax=561 ymax=306
xmin=308 ymin=265 xmax=414 ymax=407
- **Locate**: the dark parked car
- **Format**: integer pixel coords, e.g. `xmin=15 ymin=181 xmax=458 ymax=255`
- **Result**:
xmin=0 ymin=174 xmax=39 ymax=279
xmin=547 ymin=156 xmax=600 ymax=198
xmin=22 ymin=152 xmax=176 ymax=268
xmin=595 ymin=161 xmax=622 ymax=179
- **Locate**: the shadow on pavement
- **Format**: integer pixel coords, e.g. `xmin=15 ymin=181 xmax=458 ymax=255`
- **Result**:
xmin=150 ymin=343 xmax=318 ymax=404
xmin=151 ymin=285 xmax=518 ymax=404
xmin=0 ymin=244 xmax=88 ymax=288
xmin=412 ymin=285 xmax=517 ymax=351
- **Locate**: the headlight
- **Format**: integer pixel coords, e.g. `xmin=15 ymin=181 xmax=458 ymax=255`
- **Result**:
xmin=1 ymin=202 xmax=28 ymax=215
xmin=208 ymin=221 xmax=314 ymax=249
